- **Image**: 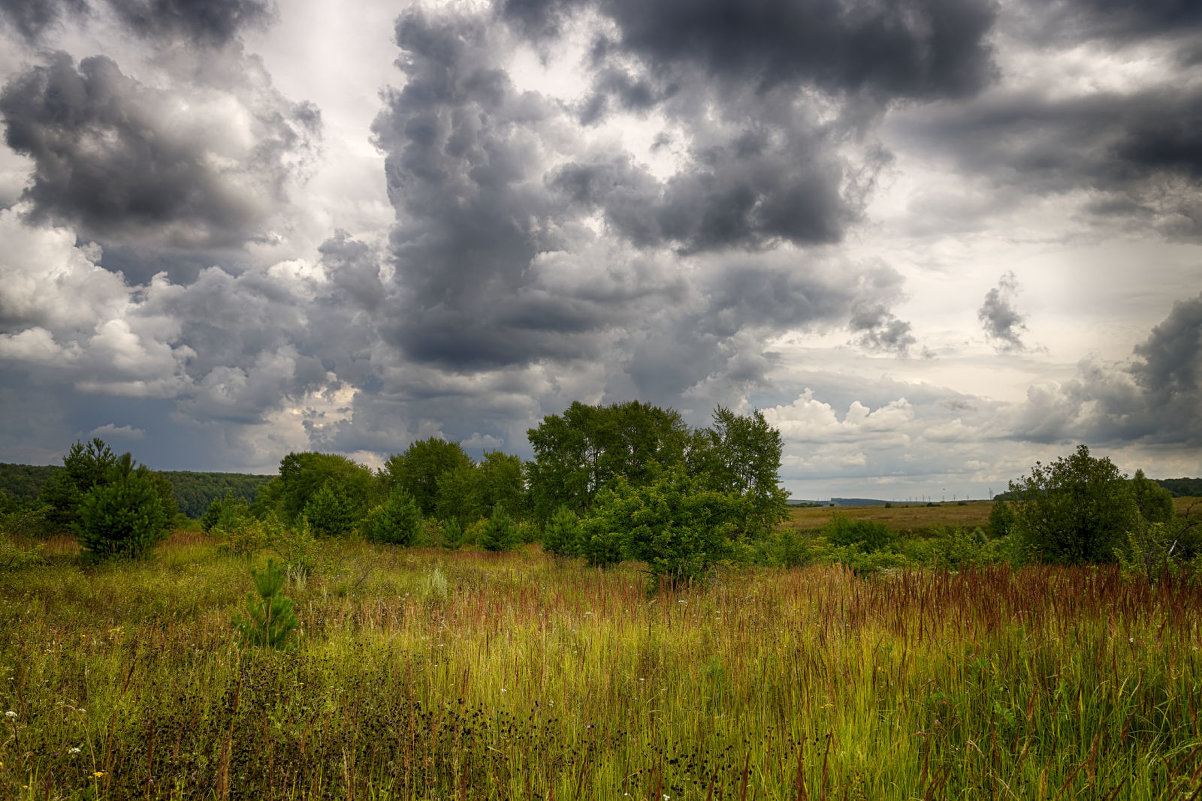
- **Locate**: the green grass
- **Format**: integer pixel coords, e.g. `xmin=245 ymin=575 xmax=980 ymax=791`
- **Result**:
xmin=2 ymin=533 xmax=1201 ymax=799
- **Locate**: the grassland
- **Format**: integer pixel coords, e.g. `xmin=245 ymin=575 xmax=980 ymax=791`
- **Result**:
xmin=2 ymin=528 xmax=1201 ymax=799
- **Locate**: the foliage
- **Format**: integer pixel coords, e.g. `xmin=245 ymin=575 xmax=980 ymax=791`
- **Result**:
xmin=476 ymin=451 xmax=527 ymax=518
xmin=201 ymin=492 xmax=252 ymax=533
xmin=1130 ymin=469 xmax=1175 ymax=524
xmin=688 ymin=407 xmax=789 ymax=536
xmin=1118 ymin=515 xmax=1202 ymax=584
xmin=478 ymin=506 xmax=518 ymax=552
xmin=588 ymin=468 xmax=743 ymax=587
xmin=365 ymin=488 xmax=422 ymax=546
xmin=434 ymin=461 xmax=484 ymax=526
xmin=987 ymin=499 xmax=1016 ymax=539
xmin=1008 ymin=445 xmax=1138 ymax=564
xmin=527 ymin=400 xmax=689 ymax=519
xmin=161 ymin=470 xmax=273 ymax=518
xmin=234 ymin=559 xmax=298 ymax=649
xmin=822 ymin=514 xmax=896 ymax=552
xmin=541 ymin=505 xmax=583 ymax=557
xmin=277 ymin=452 xmax=377 ymax=525
xmin=440 ymin=517 xmax=464 ymax=550
xmin=301 ymin=481 xmax=361 ymax=538
xmin=39 ymin=438 xmax=117 ymax=529
xmin=384 ymin=438 xmax=474 ymax=517
xmin=73 ymin=453 xmax=169 ymax=558
xmin=1156 ymin=477 xmax=1202 ymax=497
xmin=0 ymin=530 xmax=44 ymax=570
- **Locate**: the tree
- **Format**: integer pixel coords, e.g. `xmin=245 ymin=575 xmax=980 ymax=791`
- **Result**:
xmin=526 ymin=401 xmax=689 ymax=520
xmin=74 ymin=454 xmax=169 ymax=558
xmin=365 ymin=487 xmax=422 ymax=546
xmin=302 ymin=482 xmax=360 ymax=538
xmin=1008 ymin=445 xmax=1138 ymax=564
xmin=477 ymin=451 xmax=527 ymax=518
xmin=586 ymin=467 xmax=743 ymax=587
xmin=688 ymin=407 xmax=789 ymax=536
xmin=478 ymin=505 xmax=518 ymax=552
xmin=276 ymin=452 xmax=376 ymax=525
xmin=1130 ymin=469 xmax=1174 ymax=524
xmin=541 ymin=505 xmax=583 ymax=557
xmin=40 ymin=438 xmax=117 ymax=529
xmin=384 ymin=438 xmax=473 ymax=517
xmin=434 ymin=461 xmax=483 ymax=526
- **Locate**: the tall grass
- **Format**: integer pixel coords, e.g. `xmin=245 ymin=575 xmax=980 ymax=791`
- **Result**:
xmin=1 ymin=536 xmax=1200 ymax=799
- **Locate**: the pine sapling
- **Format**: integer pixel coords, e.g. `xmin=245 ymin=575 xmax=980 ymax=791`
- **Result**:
xmin=234 ymin=559 xmax=298 ymax=649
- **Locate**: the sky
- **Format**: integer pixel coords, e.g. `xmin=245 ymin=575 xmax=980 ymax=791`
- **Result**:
xmin=0 ymin=0 xmax=1199 ymax=501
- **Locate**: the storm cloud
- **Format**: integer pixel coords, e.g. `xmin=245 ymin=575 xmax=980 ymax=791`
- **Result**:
xmin=979 ymin=271 xmax=1028 ymax=352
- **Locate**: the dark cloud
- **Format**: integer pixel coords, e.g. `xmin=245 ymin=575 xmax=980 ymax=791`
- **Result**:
xmin=978 ymin=271 xmax=1027 ymax=351
xmin=896 ymin=87 xmax=1202 ymax=238
xmin=1015 ymin=0 xmax=1202 ymax=47
xmin=0 ymin=51 xmax=319 ymax=259
xmin=0 ymin=0 xmax=87 ymax=41
xmin=107 ymin=0 xmax=272 ymax=45
xmin=1003 ymin=293 xmax=1202 ymax=446
xmin=850 ymin=303 xmax=916 ymax=355
xmin=505 ymin=0 xmax=998 ymax=100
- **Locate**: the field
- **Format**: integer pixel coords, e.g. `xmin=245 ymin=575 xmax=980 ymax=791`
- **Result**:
xmin=3 ymin=523 xmax=1202 ymax=800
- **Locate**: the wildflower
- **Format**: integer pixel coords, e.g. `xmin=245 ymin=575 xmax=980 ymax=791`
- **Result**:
xmin=4 ymin=710 xmax=15 ymax=718
xmin=93 ymin=771 xmax=105 ymax=778
xmin=68 ymin=747 xmax=81 ymax=755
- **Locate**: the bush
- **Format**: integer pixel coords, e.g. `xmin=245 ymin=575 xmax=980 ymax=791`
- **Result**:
xmin=1008 ymin=445 xmax=1138 ymax=564
xmin=479 ymin=506 xmax=518 ymax=552
xmin=302 ymin=482 xmax=360 ymax=538
xmin=541 ymin=505 xmax=583 ymax=557
xmin=987 ymin=500 xmax=1016 ymax=539
xmin=440 ymin=518 xmax=464 ymax=550
xmin=365 ymin=488 xmax=422 ymax=546
xmin=202 ymin=492 xmax=251 ymax=533
xmin=586 ymin=468 xmax=743 ymax=587
xmin=74 ymin=455 xmax=169 ymax=559
xmin=823 ymin=515 xmax=896 ymax=552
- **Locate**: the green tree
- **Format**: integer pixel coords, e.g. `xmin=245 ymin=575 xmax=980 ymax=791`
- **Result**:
xmin=234 ymin=559 xmax=297 ymax=649
xmin=541 ymin=504 xmax=583 ymax=557
xmin=1130 ymin=469 xmax=1174 ymax=524
xmin=40 ymin=438 xmax=117 ymax=529
xmin=74 ymin=454 xmax=169 ymax=558
xmin=365 ymin=488 xmax=422 ymax=546
xmin=987 ymin=498 xmax=1016 ymax=539
xmin=384 ymin=438 xmax=474 ymax=517
xmin=301 ymin=481 xmax=360 ymax=538
xmin=527 ymin=400 xmax=689 ymax=520
xmin=478 ymin=505 xmax=518 ymax=552
xmin=688 ymin=407 xmax=789 ymax=536
xmin=1008 ymin=445 xmax=1138 ymax=564
xmin=434 ymin=461 xmax=483 ymax=526
xmin=276 ymin=452 xmax=376 ymax=525
xmin=586 ymin=468 xmax=743 ymax=587
xmin=477 ymin=451 xmax=527 ymax=518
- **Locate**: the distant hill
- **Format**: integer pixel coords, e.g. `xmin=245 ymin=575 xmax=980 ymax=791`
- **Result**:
xmin=1157 ymin=478 xmax=1202 ymax=497
xmin=0 ymin=462 xmax=273 ymax=518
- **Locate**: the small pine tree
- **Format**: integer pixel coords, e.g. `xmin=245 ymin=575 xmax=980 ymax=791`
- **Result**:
xmin=302 ymin=482 xmax=358 ymax=538
xmin=478 ymin=506 xmax=517 ymax=552
xmin=541 ymin=505 xmax=582 ymax=557
xmin=440 ymin=517 xmax=464 ymax=550
xmin=365 ymin=488 xmax=422 ymax=545
xmin=234 ymin=559 xmax=297 ymax=649
xmin=74 ymin=455 xmax=168 ymax=559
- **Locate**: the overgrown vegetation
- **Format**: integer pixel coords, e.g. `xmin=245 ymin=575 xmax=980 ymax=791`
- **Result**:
xmin=2 ymin=537 xmax=1201 ymax=799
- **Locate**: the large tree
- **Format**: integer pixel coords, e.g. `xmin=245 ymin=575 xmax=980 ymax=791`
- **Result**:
xmin=275 ymin=452 xmax=377 ymax=526
xmin=688 ymin=407 xmax=789 ymax=537
xmin=384 ymin=438 xmax=474 ymax=517
xmin=1008 ymin=444 xmax=1139 ymax=564
xmin=526 ymin=400 xmax=689 ymax=519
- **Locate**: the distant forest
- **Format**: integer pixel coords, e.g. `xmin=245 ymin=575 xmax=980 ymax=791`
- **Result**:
xmin=0 ymin=462 xmax=272 ymax=518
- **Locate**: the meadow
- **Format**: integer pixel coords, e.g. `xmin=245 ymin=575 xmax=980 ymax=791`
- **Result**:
xmin=3 ymin=523 xmax=1202 ymax=800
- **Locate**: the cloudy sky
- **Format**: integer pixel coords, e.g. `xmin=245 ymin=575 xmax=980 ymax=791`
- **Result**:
xmin=0 ymin=0 xmax=1199 ymax=500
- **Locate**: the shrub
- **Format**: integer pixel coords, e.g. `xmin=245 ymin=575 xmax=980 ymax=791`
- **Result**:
xmin=202 ymin=492 xmax=251 ymax=533
xmin=479 ymin=506 xmax=518 ymax=552
xmin=74 ymin=455 xmax=169 ymax=559
xmin=586 ymin=468 xmax=743 ymax=587
xmin=365 ymin=488 xmax=422 ymax=546
xmin=1008 ymin=445 xmax=1138 ymax=564
xmin=987 ymin=499 xmax=1016 ymax=539
xmin=302 ymin=482 xmax=360 ymax=538
xmin=440 ymin=518 xmax=464 ymax=550
xmin=0 ymin=531 xmax=44 ymax=570
xmin=234 ymin=559 xmax=298 ymax=649
xmin=541 ymin=505 xmax=583 ymax=557
xmin=823 ymin=514 xmax=896 ymax=552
